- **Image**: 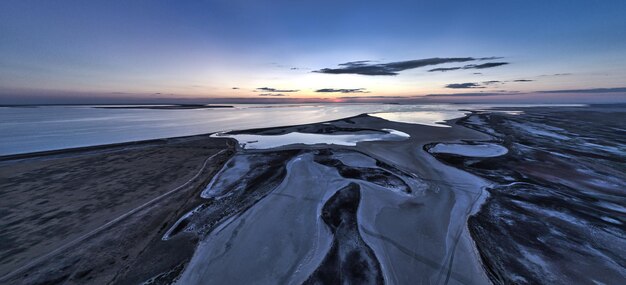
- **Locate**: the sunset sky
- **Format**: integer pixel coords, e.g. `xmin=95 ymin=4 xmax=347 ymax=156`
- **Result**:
xmin=1 ymin=0 xmax=626 ymax=103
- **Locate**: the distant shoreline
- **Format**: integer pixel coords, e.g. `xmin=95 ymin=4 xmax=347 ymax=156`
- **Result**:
xmin=0 ymin=104 xmax=234 ymax=109
xmin=0 ymin=133 xmax=221 ymax=161
xmin=92 ymin=104 xmax=234 ymax=110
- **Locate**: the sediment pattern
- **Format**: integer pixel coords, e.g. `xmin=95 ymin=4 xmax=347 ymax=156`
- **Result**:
xmin=314 ymin=149 xmax=413 ymax=194
xmin=431 ymin=107 xmax=626 ymax=285
xmin=304 ymin=183 xmax=384 ymax=285
xmin=172 ymin=114 xmax=491 ymax=284
xmin=163 ymin=150 xmax=300 ymax=240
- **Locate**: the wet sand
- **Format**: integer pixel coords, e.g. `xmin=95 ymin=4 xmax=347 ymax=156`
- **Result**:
xmin=174 ymin=115 xmax=494 ymax=285
xmin=438 ymin=106 xmax=626 ymax=284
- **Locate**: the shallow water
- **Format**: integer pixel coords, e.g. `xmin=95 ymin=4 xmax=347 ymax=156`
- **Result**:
xmin=0 ymin=103 xmax=582 ymax=155
xmin=369 ymin=110 xmax=467 ymax=127
xmin=214 ymin=128 xmax=409 ymax=149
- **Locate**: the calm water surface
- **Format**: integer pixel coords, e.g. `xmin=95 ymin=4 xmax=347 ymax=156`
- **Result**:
xmin=0 ymin=104 xmax=580 ymax=155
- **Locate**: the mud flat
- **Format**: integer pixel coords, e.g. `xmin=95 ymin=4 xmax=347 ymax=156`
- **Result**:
xmin=431 ymin=105 xmax=626 ymax=285
xmin=0 ymin=135 xmax=235 ymax=284
xmin=167 ymin=106 xmax=625 ymax=284
xmin=172 ymin=114 xmax=494 ymax=284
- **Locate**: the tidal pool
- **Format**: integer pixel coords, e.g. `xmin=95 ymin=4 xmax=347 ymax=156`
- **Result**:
xmin=213 ymin=128 xmax=409 ymax=149
xmin=369 ymin=110 xmax=468 ymax=127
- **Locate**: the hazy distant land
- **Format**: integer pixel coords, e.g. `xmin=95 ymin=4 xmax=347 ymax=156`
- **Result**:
xmin=92 ymin=104 xmax=234 ymax=109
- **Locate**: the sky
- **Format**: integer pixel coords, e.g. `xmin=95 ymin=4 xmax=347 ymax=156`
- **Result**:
xmin=1 ymin=0 xmax=626 ymax=104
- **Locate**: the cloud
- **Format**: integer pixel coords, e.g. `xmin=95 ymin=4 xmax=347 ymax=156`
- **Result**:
xmin=255 ymin=87 xmax=299 ymax=92
xmin=338 ymin=95 xmax=407 ymax=99
xmin=314 ymin=57 xmax=493 ymax=76
xmin=258 ymin=93 xmax=288 ymax=97
xmin=151 ymin=92 xmax=176 ymax=96
xmin=232 ymin=87 xmax=240 ymax=90
xmin=539 ymin=87 xmax=626 ymax=93
xmin=477 ymin=56 xmax=504 ymax=60
xmin=445 ymin=83 xmax=485 ymax=89
xmin=315 ymin=88 xmax=370 ymax=93
xmin=428 ymin=62 xmax=509 ymax=72
xmin=539 ymin=73 xmax=572 ymax=77
xmin=462 ymin=62 xmax=509 ymax=69
xmin=428 ymin=67 xmax=462 ymax=72
xmin=338 ymin=60 xmax=373 ymax=66
xmin=482 ymin=80 xmax=502 ymax=85
xmin=426 ymin=92 xmax=521 ymax=97
xmin=446 ymin=79 xmax=533 ymax=89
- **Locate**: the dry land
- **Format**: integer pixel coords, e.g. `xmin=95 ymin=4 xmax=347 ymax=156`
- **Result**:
xmin=0 ymin=135 xmax=235 ymax=284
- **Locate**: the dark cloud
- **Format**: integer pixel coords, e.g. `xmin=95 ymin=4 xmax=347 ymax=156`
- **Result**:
xmin=428 ymin=67 xmax=462 ymax=72
xmin=314 ymin=57 xmax=487 ymax=76
xmin=462 ymin=62 xmax=509 ymax=69
xmin=477 ymin=56 xmax=504 ymax=60
xmin=446 ymin=78 xmax=530 ymax=89
xmin=338 ymin=95 xmax=407 ymax=99
xmin=428 ymin=62 xmax=509 ymax=72
xmin=539 ymin=87 xmax=626 ymax=93
xmin=482 ymin=80 xmax=502 ymax=85
xmin=426 ymin=92 xmax=521 ymax=97
xmin=255 ymin=87 xmax=299 ymax=92
xmin=232 ymin=87 xmax=240 ymax=89
xmin=258 ymin=93 xmax=288 ymax=97
xmin=445 ymin=83 xmax=485 ymax=89
xmin=315 ymin=88 xmax=369 ymax=93
xmin=338 ymin=60 xmax=373 ymax=66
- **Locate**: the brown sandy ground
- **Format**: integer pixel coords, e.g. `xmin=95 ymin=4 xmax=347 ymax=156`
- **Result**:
xmin=0 ymin=135 xmax=235 ymax=284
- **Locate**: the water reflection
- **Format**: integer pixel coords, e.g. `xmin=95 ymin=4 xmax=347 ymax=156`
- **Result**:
xmin=369 ymin=110 xmax=468 ymax=127
xmin=0 ymin=103 xmax=584 ymax=155
xmin=213 ymin=129 xmax=409 ymax=149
